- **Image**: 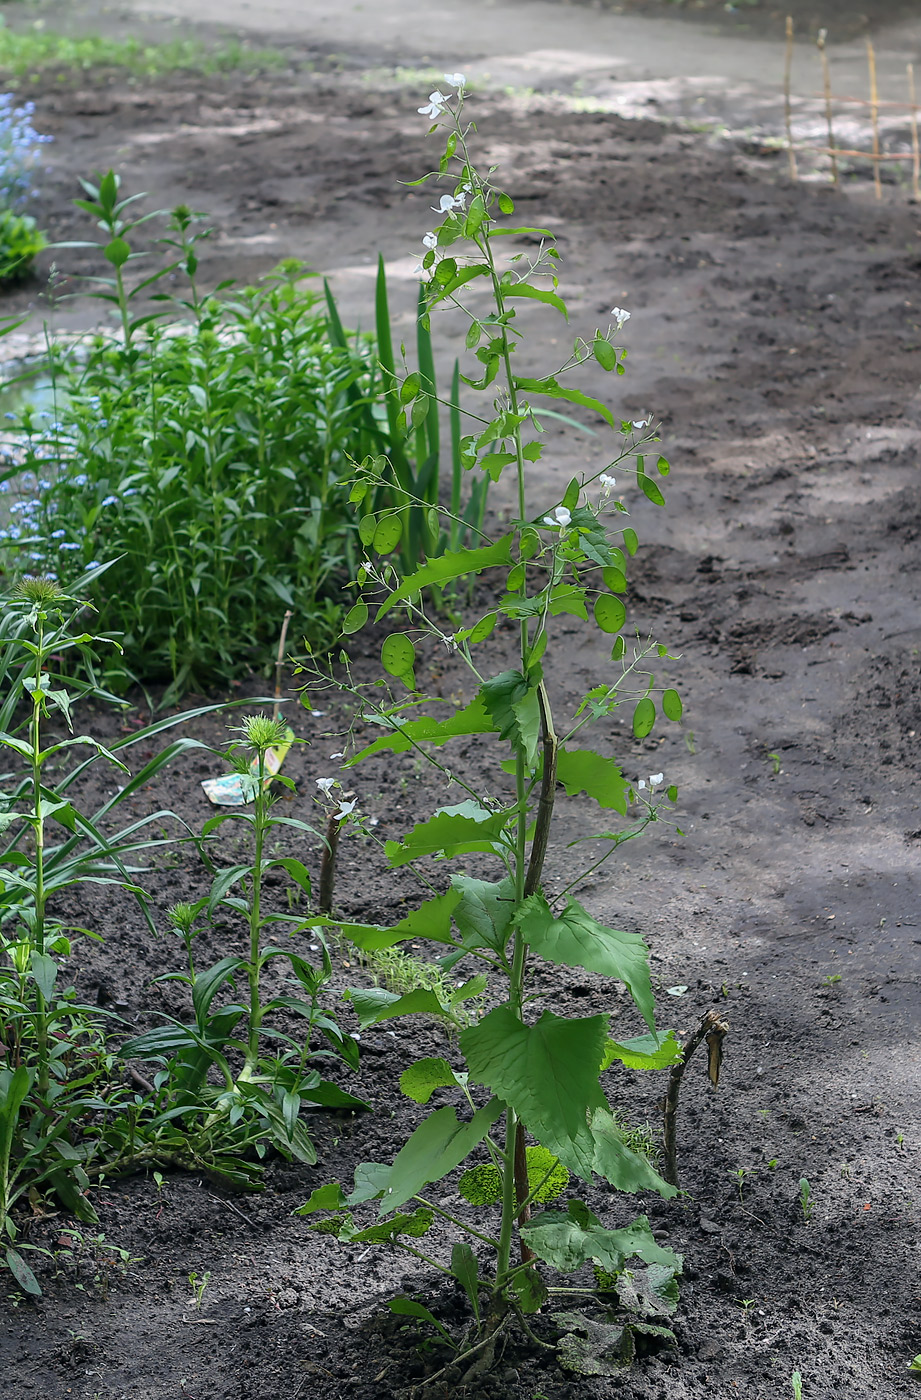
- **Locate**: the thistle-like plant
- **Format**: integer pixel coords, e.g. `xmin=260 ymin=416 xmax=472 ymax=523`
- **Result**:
xmin=122 ymin=715 xmax=365 ymax=1176
xmin=297 ymin=82 xmax=688 ymax=1375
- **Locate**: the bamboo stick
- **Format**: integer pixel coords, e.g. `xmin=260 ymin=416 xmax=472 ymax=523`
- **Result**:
xmin=785 ymin=16 xmax=798 ymax=181
xmin=788 ymin=146 xmax=916 ymax=161
xmin=909 ymin=64 xmax=921 ymax=202
xmin=867 ymin=39 xmax=882 ymax=200
xmin=816 ymin=30 xmax=838 ymax=186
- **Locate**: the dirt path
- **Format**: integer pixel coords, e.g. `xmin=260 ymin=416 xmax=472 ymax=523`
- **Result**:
xmin=1 ymin=4 xmax=920 ymax=1399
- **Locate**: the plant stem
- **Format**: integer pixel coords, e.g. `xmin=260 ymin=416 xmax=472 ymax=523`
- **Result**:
xmin=243 ymin=750 xmax=267 ymax=1077
xmin=30 ymin=612 xmax=49 ymax=1095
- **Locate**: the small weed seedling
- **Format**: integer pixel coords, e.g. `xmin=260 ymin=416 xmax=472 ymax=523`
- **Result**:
xmin=798 ymin=1177 xmax=814 ymax=1222
xmin=791 ymin=1371 xmax=804 ymax=1397
xmin=188 ymin=1270 xmax=211 ymax=1310
xmin=907 ymin=1355 xmax=921 ymax=1374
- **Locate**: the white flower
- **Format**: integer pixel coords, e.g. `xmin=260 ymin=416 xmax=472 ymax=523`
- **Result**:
xmin=316 ymin=777 xmax=335 ymax=796
xmin=649 ymin=772 xmax=664 ymax=787
xmin=599 ymin=473 xmax=617 ymax=496
xmin=422 ymin=231 xmax=438 ymax=250
xmin=329 ymin=751 xmax=344 ymax=759
xmin=443 ymin=73 xmax=466 ymax=88
xmin=611 ymin=307 xmax=631 ymax=329
xmin=543 ymin=505 xmax=572 ymax=529
xmin=637 ymin=779 xmax=647 ymax=791
xmin=632 ymin=419 xmax=648 ymax=431
xmin=334 ymin=799 xmax=358 ymax=821
xmin=433 ymin=192 xmax=466 ymax=213
xmin=418 ymin=90 xmax=449 ymax=118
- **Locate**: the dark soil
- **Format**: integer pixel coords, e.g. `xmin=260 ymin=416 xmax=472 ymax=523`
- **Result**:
xmin=2 ymin=18 xmax=921 ymax=1400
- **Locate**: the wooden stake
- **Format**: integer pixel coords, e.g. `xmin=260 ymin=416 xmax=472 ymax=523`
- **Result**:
xmin=867 ymin=38 xmax=882 ymax=201
xmin=817 ymin=29 xmax=838 ymax=186
xmin=784 ymin=15 xmax=798 ymax=181
xmin=909 ymin=64 xmax=921 ymax=202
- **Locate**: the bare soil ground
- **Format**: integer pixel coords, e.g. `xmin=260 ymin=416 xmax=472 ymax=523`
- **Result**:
xmin=1 ymin=11 xmax=921 ymax=1400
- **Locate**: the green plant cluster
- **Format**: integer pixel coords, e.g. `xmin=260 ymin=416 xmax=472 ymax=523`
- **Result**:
xmin=0 ymin=579 xmax=358 ymax=1297
xmin=1 ymin=174 xmax=486 ymax=698
xmin=0 ymin=21 xmax=283 ymax=85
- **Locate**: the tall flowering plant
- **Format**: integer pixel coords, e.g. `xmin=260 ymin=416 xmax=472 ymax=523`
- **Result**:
xmin=299 ymin=80 xmax=688 ymax=1377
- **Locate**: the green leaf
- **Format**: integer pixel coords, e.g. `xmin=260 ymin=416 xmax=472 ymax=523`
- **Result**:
xmin=662 ymin=689 xmax=683 ymax=722
xmin=387 ymin=1297 xmax=456 ymax=1347
xmin=638 ymin=474 xmax=666 ymax=507
xmin=518 ymin=895 xmax=655 ymax=1029
xmin=375 ymin=534 xmax=514 ymax=620
xmin=593 ymin=336 xmax=618 ymax=371
xmin=29 ymin=951 xmax=57 ymax=1002
xmin=5 ymin=1247 xmax=41 ymax=1297
xmin=332 ymin=888 xmax=463 ymax=952
xmin=451 ymin=1241 xmax=481 ymax=1320
xmin=373 ymin=516 xmax=403 ymax=554
xmin=343 ymin=601 xmax=368 ymax=634
xmin=381 ymin=634 xmax=416 ymax=688
xmin=497 ymin=192 xmax=515 ymax=214
xmin=632 ymin=697 xmax=656 ymax=739
xmin=384 ymin=803 xmax=508 ymax=866
xmin=347 ymin=1207 xmax=434 ymax=1242
xmin=602 ymin=567 xmax=627 ymax=593
xmin=554 ymin=748 xmax=628 ymax=813
xmin=589 ymin=1108 xmax=676 ymax=1194
xmin=380 ymin=1100 xmax=503 ymax=1213
xmin=594 ymin=595 xmax=626 ymax=635
xmin=346 ymin=987 xmax=453 ymax=1029
xmin=400 ymin=1057 xmax=466 ymax=1104
xmin=514 ymin=1264 xmax=549 ymax=1314
xmin=461 ymin=1007 xmax=608 ymax=1171
xmin=503 ymin=284 xmax=568 ymax=320
xmin=450 ymin=874 xmax=518 ymax=954
xmin=358 ymin=514 xmax=377 ymax=546
xmin=656 ymin=455 xmax=670 ymax=477
xmin=514 ymin=376 xmax=617 ymax=431
xmin=622 ymin=528 xmax=639 ymax=556
xmin=522 ymin=1203 xmax=678 ymax=1274
xmin=600 ymin=1031 xmax=682 ymax=1072
xmin=294 ymin=1182 xmax=349 ymax=1216
xmin=480 ymin=670 xmax=540 ymax=766
xmin=348 ymin=696 xmax=496 ymax=763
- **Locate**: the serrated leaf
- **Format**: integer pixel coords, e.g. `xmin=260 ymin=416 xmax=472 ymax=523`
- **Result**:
xmin=480 ymin=670 xmax=540 ymax=766
xmin=600 ymin=1031 xmax=681 ymax=1071
xmin=294 ymin=1182 xmax=348 ymax=1215
xmin=451 ymin=1242 xmax=481 ymax=1320
xmin=632 ymin=697 xmax=656 ymax=739
xmin=379 ymin=1100 xmax=502 ymax=1213
xmin=461 ymin=1006 xmax=608 ymax=1173
xmin=347 ymin=1207 xmax=434 ymax=1242
xmin=555 ymin=748 xmax=628 ymax=813
xmin=384 ymin=803 xmax=508 ymax=866
xmin=450 ymin=874 xmax=518 ymax=954
xmin=375 ymin=534 xmax=514 ymax=620
xmin=523 ymin=1203 xmax=678 ymax=1274
xmin=347 ymin=696 xmax=496 ymax=764
xmin=346 ymin=986 xmax=452 ymax=1029
xmin=400 ymin=1057 xmax=466 ymax=1104
xmin=518 ymin=895 xmax=654 ymax=1029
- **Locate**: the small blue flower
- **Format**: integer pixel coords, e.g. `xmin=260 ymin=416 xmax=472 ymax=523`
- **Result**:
xmin=50 ymin=528 xmax=65 ymax=539
xmin=59 ymin=541 xmax=80 ymax=551
xmin=72 ymin=473 xmax=88 ymax=486
xmin=85 ymin=560 xmax=100 ymax=569
xmin=100 ymin=494 xmax=119 ymax=507
xmin=3 ymin=412 xmax=15 ymax=421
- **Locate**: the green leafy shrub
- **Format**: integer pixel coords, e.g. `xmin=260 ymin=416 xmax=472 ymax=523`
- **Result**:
xmin=1 ymin=200 xmax=387 ymax=696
